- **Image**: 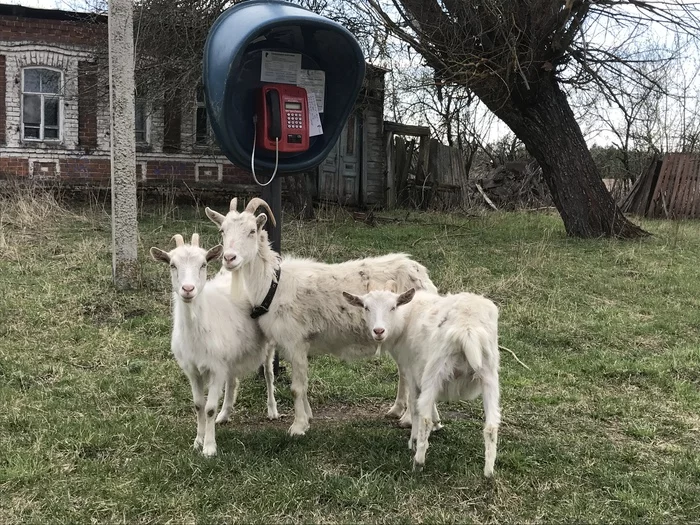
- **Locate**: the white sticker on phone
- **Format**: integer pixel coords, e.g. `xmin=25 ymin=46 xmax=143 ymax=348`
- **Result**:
xmin=297 ymin=69 xmax=325 ymax=113
xmin=260 ymin=51 xmax=301 ymax=84
xmin=308 ymin=94 xmax=323 ymax=137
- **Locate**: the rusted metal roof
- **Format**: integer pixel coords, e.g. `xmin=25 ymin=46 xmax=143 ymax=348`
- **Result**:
xmin=622 ymin=153 xmax=700 ymax=219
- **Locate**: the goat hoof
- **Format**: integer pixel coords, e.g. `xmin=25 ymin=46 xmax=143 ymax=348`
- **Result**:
xmin=408 ymin=437 xmax=415 ymax=451
xmin=398 ymin=414 xmax=413 ymax=428
xmin=215 ymin=412 xmax=230 ymax=424
xmin=193 ymin=437 xmax=204 ymax=450
xmin=432 ymin=421 xmax=444 ymax=431
xmin=484 ymin=467 xmax=494 ymax=478
xmin=386 ymin=405 xmax=405 ymax=419
xmin=202 ymin=444 xmax=217 ymax=457
xmin=412 ymin=459 xmax=424 ymax=472
xmin=288 ymin=422 xmax=309 ymax=436
xmin=267 ymin=408 xmax=280 ymax=420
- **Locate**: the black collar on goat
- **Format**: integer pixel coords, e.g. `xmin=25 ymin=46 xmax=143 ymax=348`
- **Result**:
xmin=251 ymin=267 xmax=281 ymax=319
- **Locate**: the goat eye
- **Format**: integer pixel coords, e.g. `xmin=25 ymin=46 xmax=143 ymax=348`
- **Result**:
xmin=364 ymin=306 xmax=369 ymax=311
xmin=390 ymin=307 xmax=396 ymax=311
xmin=169 ymin=264 xmax=176 ymax=270
xmin=200 ymin=263 xmax=206 ymax=269
xmin=218 ymin=229 xmax=223 ymax=234
xmin=249 ymin=229 xmax=256 ymax=236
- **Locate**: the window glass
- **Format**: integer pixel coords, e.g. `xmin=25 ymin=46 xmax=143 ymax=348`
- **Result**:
xmin=22 ymin=69 xmax=62 ymax=141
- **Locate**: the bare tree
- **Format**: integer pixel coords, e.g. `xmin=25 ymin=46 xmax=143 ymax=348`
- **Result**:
xmin=355 ymin=1 xmax=700 ymax=237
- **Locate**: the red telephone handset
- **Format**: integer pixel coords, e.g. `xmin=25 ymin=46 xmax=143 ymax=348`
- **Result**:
xmin=256 ymin=84 xmax=310 ymax=153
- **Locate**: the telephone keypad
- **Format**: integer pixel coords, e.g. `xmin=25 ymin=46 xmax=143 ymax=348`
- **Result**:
xmin=286 ymin=110 xmax=303 ymax=129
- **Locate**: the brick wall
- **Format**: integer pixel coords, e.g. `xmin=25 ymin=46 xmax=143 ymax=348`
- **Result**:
xmin=0 ymin=13 xmax=255 ymax=189
xmin=77 ymin=60 xmax=97 ymax=149
xmin=0 ymin=13 xmax=105 ymax=48
xmin=0 ymin=54 xmax=5 ymax=146
xmin=0 ymin=155 xmax=251 ymax=185
xmin=0 ymin=7 xmax=326 ymax=197
xmin=0 ymin=156 xmax=28 ymax=177
xmin=60 ymin=157 xmax=110 ymax=182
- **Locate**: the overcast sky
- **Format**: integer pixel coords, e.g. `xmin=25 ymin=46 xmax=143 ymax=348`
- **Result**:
xmin=5 ymin=0 xmax=56 ymax=7
xmin=4 ymin=0 xmax=88 ymax=10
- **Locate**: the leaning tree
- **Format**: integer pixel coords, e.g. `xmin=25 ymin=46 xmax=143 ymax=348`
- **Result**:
xmin=360 ymin=0 xmax=700 ymax=238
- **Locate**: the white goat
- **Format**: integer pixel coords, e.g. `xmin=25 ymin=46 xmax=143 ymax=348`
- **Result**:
xmin=150 ymin=233 xmax=279 ymax=457
xmin=343 ymin=281 xmax=501 ymax=477
xmin=205 ymin=197 xmax=440 ymax=436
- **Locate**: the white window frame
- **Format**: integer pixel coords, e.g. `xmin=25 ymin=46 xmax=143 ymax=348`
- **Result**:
xmin=194 ymin=87 xmax=214 ymax=147
xmin=135 ymin=97 xmax=151 ymax=146
xmin=21 ymin=66 xmax=63 ymax=143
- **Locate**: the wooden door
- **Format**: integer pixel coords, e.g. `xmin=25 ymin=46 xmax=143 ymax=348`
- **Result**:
xmin=317 ymin=113 xmax=361 ymax=205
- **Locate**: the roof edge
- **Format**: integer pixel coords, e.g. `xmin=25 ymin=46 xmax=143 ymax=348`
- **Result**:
xmin=0 ymin=3 xmax=107 ymax=24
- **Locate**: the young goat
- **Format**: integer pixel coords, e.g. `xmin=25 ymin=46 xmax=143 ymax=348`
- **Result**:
xmin=343 ymin=281 xmax=501 ymax=477
xmin=205 ymin=197 xmax=440 ymax=436
xmin=150 ymin=233 xmax=279 ymax=457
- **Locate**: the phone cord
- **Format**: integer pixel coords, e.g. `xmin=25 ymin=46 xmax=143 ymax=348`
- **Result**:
xmin=251 ymin=116 xmax=279 ymax=187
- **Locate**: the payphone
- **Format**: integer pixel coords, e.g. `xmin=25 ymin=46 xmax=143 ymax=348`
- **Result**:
xmin=204 ymin=0 xmax=366 ymax=376
xmin=251 ymin=82 xmax=311 ymax=186
xmin=255 ymin=84 xmax=310 ymax=154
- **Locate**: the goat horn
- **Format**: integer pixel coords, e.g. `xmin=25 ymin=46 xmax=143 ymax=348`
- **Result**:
xmin=245 ymin=197 xmax=277 ymax=227
xmin=191 ymin=233 xmax=200 ymax=247
xmin=171 ymin=234 xmax=184 ymax=247
xmin=229 ymin=197 xmax=238 ymax=212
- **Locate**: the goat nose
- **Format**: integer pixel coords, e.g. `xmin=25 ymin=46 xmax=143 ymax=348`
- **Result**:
xmin=182 ymin=284 xmax=195 ymax=293
xmin=224 ymin=254 xmax=237 ymax=263
xmin=373 ymin=328 xmax=385 ymax=335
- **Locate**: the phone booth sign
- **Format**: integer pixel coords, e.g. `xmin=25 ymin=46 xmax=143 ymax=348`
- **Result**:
xmin=203 ymin=0 xmax=366 ymax=176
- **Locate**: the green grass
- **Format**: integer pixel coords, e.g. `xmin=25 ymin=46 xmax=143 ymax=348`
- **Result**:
xmin=1 ymin=192 xmax=699 ymax=524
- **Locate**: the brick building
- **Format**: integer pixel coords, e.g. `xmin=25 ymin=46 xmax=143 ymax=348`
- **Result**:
xmin=0 ymin=4 xmax=388 ymax=206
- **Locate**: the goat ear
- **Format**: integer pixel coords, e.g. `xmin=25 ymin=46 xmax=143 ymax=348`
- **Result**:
xmin=397 ymin=288 xmax=415 ymax=307
xmin=342 ymin=291 xmax=364 ymax=308
xmin=205 ymin=207 xmax=225 ymax=226
xmin=256 ymin=213 xmax=267 ymax=230
xmin=206 ymin=244 xmax=223 ymax=262
xmin=384 ymin=280 xmax=398 ymax=293
xmin=150 ymin=247 xmax=170 ymax=264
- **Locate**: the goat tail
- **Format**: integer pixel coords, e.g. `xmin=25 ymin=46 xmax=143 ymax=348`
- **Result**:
xmin=447 ymin=326 xmax=484 ymax=372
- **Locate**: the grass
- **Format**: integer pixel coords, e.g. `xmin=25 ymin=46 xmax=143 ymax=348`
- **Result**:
xmin=1 ymin=189 xmax=699 ymax=523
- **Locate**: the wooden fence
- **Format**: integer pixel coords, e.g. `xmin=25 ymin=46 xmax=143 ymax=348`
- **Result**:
xmin=385 ymin=121 xmax=470 ymax=210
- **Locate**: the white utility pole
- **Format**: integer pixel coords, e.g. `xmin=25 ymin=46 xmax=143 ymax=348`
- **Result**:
xmin=108 ymin=0 xmax=139 ymax=289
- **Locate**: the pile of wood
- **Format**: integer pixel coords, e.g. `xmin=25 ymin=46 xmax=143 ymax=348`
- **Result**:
xmin=470 ymin=161 xmax=552 ymax=210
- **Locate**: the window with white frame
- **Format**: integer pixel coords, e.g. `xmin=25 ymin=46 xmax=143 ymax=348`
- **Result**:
xmin=22 ymin=67 xmax=62 ymax=141
xmin=135 ymin=97 xmax=148 ymax=144
xmin=195 ymin=85 xmax=211 ymax=146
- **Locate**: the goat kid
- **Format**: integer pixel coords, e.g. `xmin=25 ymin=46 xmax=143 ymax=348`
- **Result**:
xmin=150 ymin=233 xmax=279 ymax=457
xmin=343 ymin=281 xmax=501 ymax=477
xmin=205 ymin=197 xmax=440 ymax=436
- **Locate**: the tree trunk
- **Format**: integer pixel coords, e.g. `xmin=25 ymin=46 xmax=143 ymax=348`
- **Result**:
xmin=484 ymin=79 xmax=649 ymax=238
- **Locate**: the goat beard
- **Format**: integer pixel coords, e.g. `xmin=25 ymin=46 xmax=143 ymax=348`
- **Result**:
xmin=229 ymin=270 xmax=245 ymax=300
